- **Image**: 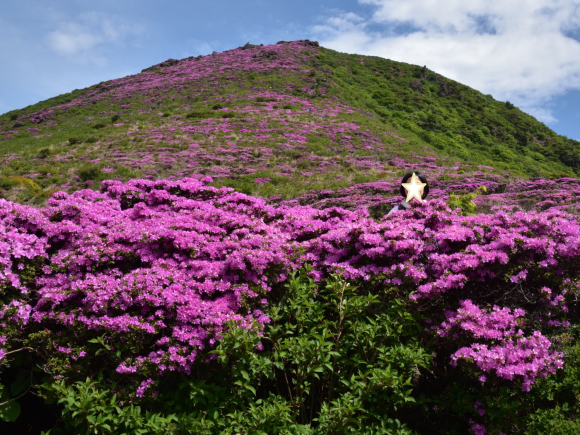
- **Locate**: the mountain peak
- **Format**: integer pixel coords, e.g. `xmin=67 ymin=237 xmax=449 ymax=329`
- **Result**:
xmin=0 ymin=39 xmax=578 ymax=213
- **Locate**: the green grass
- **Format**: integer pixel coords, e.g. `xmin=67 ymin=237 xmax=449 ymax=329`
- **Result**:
xmin=315 ymin=47 xmax=580 ymax=178
xmin=1 ymin=42 xmax=579 ymax=206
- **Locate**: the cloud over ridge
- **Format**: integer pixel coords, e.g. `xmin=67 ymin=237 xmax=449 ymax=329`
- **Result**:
xmin=312 ymin=0 xmax=580 ymax=123
xmin=46 ymin=12 xmax=143 ymax=66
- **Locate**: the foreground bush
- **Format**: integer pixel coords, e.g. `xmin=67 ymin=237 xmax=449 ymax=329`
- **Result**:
xmin=41 ymin=269 xmax=427 ymax=434
xmin=0 ymin=177 xmax=579 ymax=433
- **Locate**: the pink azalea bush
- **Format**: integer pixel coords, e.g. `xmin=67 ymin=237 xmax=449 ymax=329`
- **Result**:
xmin=434 ymin=300 xmax=564 ymax=391
xmin=0 ymin=176 xmax=579 ymax=393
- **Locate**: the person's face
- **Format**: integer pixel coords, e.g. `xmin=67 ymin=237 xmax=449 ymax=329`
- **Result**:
xmin=403 ymin=176 xmax=426 ymax=199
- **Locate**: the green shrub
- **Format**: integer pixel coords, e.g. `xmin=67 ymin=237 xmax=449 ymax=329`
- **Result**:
xmin=85 ymin=136 xmax=98 ymax=144
xmin=36 ymin=165 xmax=56 ymax=176
xmin=111 ymin=164 xmax=139 ymax=179
xmin=3 ymin=176 xmax=42 ymax=194
xmin=37 ymin=148 xmax=51 ymax=159
xmin=548 ymin=172 xmax=573 ymax=180
xmin=91 ymin=123 xmax=106 ymax=129
xmin=211 ymin=104 xmax=222 ymax=110
xmin=522 ymin=338 xmax=580 ymax=434
xmin=469 ymin=129 xmax=487 ymax=145
xmin=68 ymin=137 xmax=80 ymax=145
xmin=530 ymin=151 xmax=546 ymax=162
xmin=526 ymin=407 xmax=580 ymax=434
xmin=47 ymin=176 xmax=63 ymax=185
xmin=431 ymin=137 xmax=446 ymax=150
xmin=491 ymin=145 xmax=515 ymax=163
xmin=111 ymin=115 xmax=120 ymax=123
xmin=43 ymin=376 xmax=200 ymax=435
xmin=418 ymin=130 xmax=434 ymax=143
xmin=186 ymin=111 xmax=214 ymax=119
xmin=33 ymin=189 xmax=59 ymax=205
xmin=213 ymin=177 xmax=254 ymax=195
xmin=446 ymin=185 xmax=487 ymax=215
xmin=0 ymin=177 xmax=19 ymax=191
xmin=76 ymin=164 xmax=102 ymax=182
xmin=207 ymin=270 xmax=427 ymax=432
xmin=255 ymin=97 xmax=277 ymax=102
xmin=12 ymin=131 xmax=30 ymax=139
xmin=367 ymin=202 xmax=394 ymax=220
xmin=39 ymin=269 xmax=428 ymax=434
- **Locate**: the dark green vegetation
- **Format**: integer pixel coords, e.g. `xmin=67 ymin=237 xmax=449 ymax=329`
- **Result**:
xmin=3 ymin=270 xmax=579 ymax=434
xmin=315 ymin=48 xmax=580 ymax=177
xmin=36 ymin=270 xmax=430 ymax=434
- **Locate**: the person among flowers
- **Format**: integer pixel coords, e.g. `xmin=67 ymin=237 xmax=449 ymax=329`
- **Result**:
xmin=387 ymin=171 xmax=429 ymax=216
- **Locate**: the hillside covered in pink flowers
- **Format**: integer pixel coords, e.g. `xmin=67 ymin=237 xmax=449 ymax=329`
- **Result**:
xmin=1 ymin=40 xmax=579 ymax=213
xmin=0 ymin=40 xmax=579 ymax=434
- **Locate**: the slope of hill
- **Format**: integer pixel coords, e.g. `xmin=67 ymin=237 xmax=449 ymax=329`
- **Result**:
xmin=318 ymin=49 xmax=580 ymax=175
xmin=0 ymin=40 xmax=578 ymax=214
xmin=1 ymin=40 xmax=580 ymax=434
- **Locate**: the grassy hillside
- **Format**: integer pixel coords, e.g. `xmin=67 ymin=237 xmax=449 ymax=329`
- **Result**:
xmin=316 ymin=48 xmax=580 ymax=176
xmin=0 ymin=40 xmax=578 ymax=209
xmin=1 ymin=40 xmax=580 ymax=435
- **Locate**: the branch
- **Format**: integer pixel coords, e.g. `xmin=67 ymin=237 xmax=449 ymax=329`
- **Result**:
xmin=2 ymin=347 xmax=38 ymax=358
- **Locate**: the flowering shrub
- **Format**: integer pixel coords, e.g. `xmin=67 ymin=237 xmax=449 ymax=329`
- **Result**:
xmin=40 ymin=268 xmax=428 ymax=434
xmin=0 ymin=177 xmax=579 ymax=431
xmin=1 ymin=37 xmax=579 ymax=432
xmin=435 ymin=300 xmax=563 ymax=391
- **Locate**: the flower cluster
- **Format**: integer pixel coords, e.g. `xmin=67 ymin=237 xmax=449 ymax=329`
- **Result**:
xmin=451 ymin=331 xmax=563 ymax=391
xmin=0 ymin=177 xmax=578 ymax=388
xmin=435 ymin=300 xmax=563 ymax=391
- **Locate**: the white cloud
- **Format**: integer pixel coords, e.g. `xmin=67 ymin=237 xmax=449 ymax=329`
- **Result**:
xmin=311 ymin=0 xmax=580 ymax=123
xmin=184 ymin=39 xmax=216 ymax=57
xmin=48 ymin=25 xmax=102 ymax=56
xmin=524 ymin=106 xmax=559 ymax=124
xmin=46 ymin=12 xmax=143 ymax=65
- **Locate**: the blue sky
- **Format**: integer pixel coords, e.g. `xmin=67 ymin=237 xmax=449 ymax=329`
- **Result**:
xmin=2 ymin=0 xmax=580 ymax=140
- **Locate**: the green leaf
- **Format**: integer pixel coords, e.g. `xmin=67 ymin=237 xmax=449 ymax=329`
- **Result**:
xmin=10 ymin=379 xmax=29 ymax=397
xmin=0 ymin=401 xmax=21 ymax=422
